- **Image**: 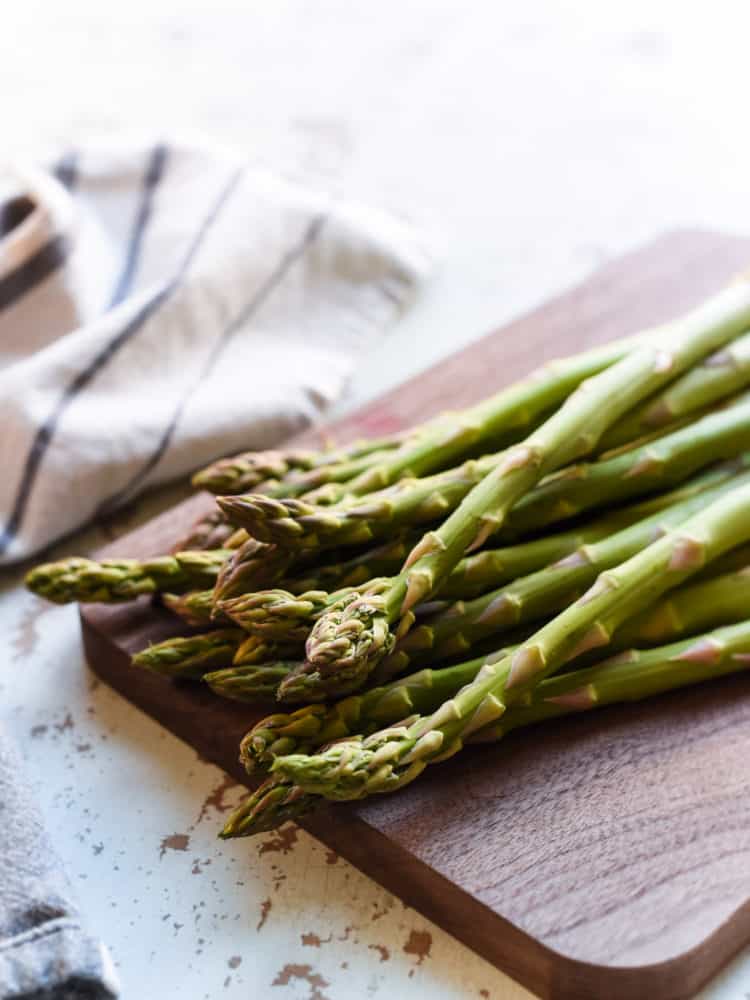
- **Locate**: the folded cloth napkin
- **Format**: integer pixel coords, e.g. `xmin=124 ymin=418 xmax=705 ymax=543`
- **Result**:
xmin=0 ymin=727 xmax=120 ymax=998
xmin=0 ymin=138 xmax=428 ymax=564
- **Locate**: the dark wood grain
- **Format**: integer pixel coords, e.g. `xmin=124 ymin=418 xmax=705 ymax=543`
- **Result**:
xmin=81 ymin=230 xmax=750 ymax=1000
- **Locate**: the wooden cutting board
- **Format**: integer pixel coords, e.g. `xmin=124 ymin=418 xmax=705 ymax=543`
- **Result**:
xmin=81 ymin=230 xmax=750 ymax=1000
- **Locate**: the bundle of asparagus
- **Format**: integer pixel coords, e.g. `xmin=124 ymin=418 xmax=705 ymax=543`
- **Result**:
xmin=26 ymin=278 xmax=750 ymax=839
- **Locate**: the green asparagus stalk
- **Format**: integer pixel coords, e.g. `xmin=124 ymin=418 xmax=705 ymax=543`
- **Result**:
xmin=234 ymin=633 xmax=304 ymax=665
xmin=286 ymin=333 xmax=655 ymax=506
xmin=287 ymin=527 xmax=615 ymax=599
xmin=216 ymin=534 xmax=420 ymax=610
xmin=597 ymin=330 xmax=750 ymax=452
xmin=280 ymin=469 xmax=750 ymax=699
xmin=218 ymin=333 xmax=669 ymax=547
xmin=173 ymin=509 xmax=240 ymax=552
xmin=297 ymin=283 xmax=750 ymax=695
xmin=213 ymin=537 xmax=296 ymax=603
xmin=470 ymin=619 xmax=750 ymax=740
xmin=193 ymin=436 xmax=403 ymax=497
xmin=274 ymin=480 xmax=750 ymax=800
xmin=132 ymin=629 xmax=243 ymax=679
xmin=205 ymin=661 xmax=298 ymax=701
xmin=222 ymin=618 xmax=750 ymax=836
xmin=505 ymin=392 xmax=750 ymax=537
xmin=283 ymin=536 xmax=417 ymax=594
xmin=219 ymin=587 xmax=355 ymax=642
xmin=612 ymin=566 xmax=750 ymax=648
xmin=162 ymin=590 xmax=232 ymax=627
xmin=26 ymin=550 xmax=231 ymax=604
xmin=193 ymin=448 xmax=320 ymax=493
xmin=690 ymin=540 xmax=750 ymax=581
xmin=219 ymin=776 xmax=319 ymax=838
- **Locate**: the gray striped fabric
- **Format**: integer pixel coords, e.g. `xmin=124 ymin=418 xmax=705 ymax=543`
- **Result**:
xmin=0 ymin=139 xmax=428 ymax=563
xmin=0 ymin=728 xmax=120 ymax=998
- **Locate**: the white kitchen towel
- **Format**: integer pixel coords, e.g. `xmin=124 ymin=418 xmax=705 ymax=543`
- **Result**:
xmin=0 ymin=139 xmax=428 ymax=565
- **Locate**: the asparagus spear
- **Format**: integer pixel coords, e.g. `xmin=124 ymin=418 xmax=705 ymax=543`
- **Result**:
xmin=217 ymin=460 xmax=495 ymax=550
xmin=134 ymin=628 xmax=300 ymax=688
xmin=222 ymin=619 xmax=750 ymax=836
xmin=217 ymin=462 xmax=746 ymax=652
xmin=596 ymin=330 xmax=750 ymax=452
xmin=173 ymin=509 xmax=240 ymax=552
xmin=274 ymin=480 xmax=750 ymax=800
xmin=289 ymin=333 xmax=651 ymax=504
xmin=193 ymin=437 xmax=403 ymax=496
xmin=162 ymin=590 xmax=221 ymax=627
xmin=213 ymin=324 xmax=750 ymax=505
xmin=505 ymin=392 xmax=750 ymax=537
xmin=434 ymin=457 xmax=750 ymax=598
xmin=192 ymin=448 xmax=320 ymax=493
xmin=612 ymin=566 xmax=750 ymax=647
xmin=26 ymin=550 xmax=230 ymax=604
xmin=471 ymin=619 xmax=750 ymax=741
xmin=219 ymin=587 xmax=353 ymax=642
xmin=205 ymin=662 xmax=298 ymax=701
xmin=213 ymin=537 xmax=296 ymax=602
xmin=234 ymin=633 xmax=304 ymax=665
xmin=35 ymin=449 xmax=731 ymax=615
xmin=132 ymin=629 xmax=243 ymax=679
xmin=219 ymin=776 xmax=318 ymax=838
xmin=283 ymin=536 xmax=417 ymax=594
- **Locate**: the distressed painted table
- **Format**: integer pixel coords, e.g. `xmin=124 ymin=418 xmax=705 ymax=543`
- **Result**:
xmin=4 ymin=2 xmax=750 ymax=998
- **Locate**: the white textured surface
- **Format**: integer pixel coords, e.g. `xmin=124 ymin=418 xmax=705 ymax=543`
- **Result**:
xmin=3 ymin=1 xmax=750 ymax=997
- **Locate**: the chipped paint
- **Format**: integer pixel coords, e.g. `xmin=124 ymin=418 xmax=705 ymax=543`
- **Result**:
xmin=271 ymin=964 xmax=330 ymax=1000
xmin=196 ymin=773 xmax=239 ymax=824
xmin=54 ymin=712 xmax=74 ymax=733
xmin=301 ymin=931 xmax=333 ymax=947
xmin=258 ymin=825 xmax=298 ymax=856
xmin=256 ymin=898 xmax=272 ymax=932
xmin=403 ymin=929 xmax=432 ymax=966
xmin=159 ymin=833 xmax=190 ymax=859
